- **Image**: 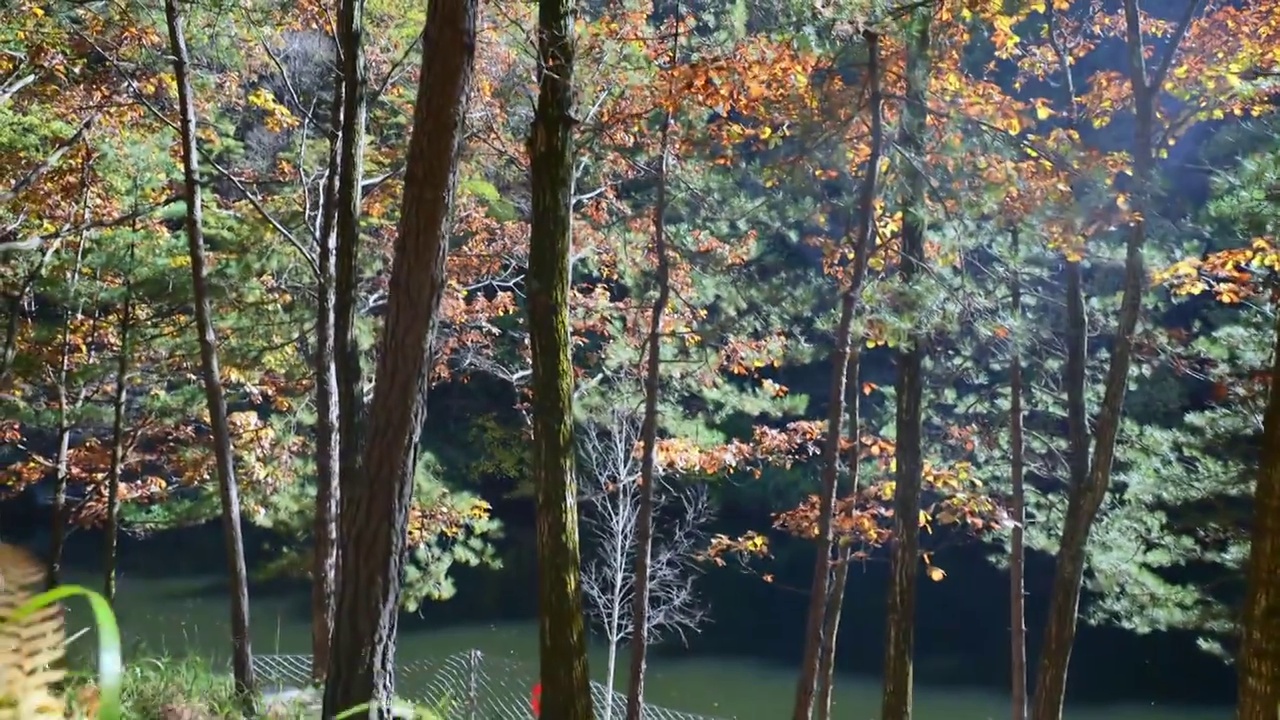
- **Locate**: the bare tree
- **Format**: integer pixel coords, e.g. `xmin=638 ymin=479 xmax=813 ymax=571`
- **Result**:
xmin=579 ymin=407 xmax=710 ymax=720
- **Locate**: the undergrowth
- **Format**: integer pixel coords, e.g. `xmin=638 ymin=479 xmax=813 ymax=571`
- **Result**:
xmin=66 ymin=655 xmax=251 ymax=720
xmin=0 ymin=542 xmax=442 ymax=719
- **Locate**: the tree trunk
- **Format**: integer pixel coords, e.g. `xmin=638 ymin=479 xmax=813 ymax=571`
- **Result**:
xmin=624 ymin=110 xmax=673 ymax=720
xmin=164 ymin=0 xmax=256 ymax=703
xmin=605 ymin=641 xmax=618 ymax=720
xmin=333 ymin=0 xmax=368 ymax=512
xmin=1236 ymin=310 xmax=1280 ymax=719
xmin=0 ymin=292 xmax=18 ymax=385
xmin=103 ymin=237 xmax=135 ymax=604
xmin=880 ymin=14 xmax=931 ymax=720
xmin=528 ymin=0 xmax=594 ymax=713
xmin=1030 ymin=4 xmax=1200 ymax=717
xmin=1007 ymin=228 xmax=1027 ymax=720
xmin=310 ymin=35 xmax=346 ymax=684
xmin=321 ymin=0 xmax=477 ymax=715
xmin=47 ymin=230 xmax=88 ymax=587
xmin=47 ymin=421 xmax=71 ymax=586
xmin=815 ymin=547 xmax=850 ymax=720
xmin=815 ymin=348 xmax=865 ymax=720
xmin=794 ymin=31 xmax=883 ymax=720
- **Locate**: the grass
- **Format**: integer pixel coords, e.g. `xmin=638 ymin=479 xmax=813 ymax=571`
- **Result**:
xmin=65 ymin=652 xmax=448 ymax=719
xmin=67 ymin=655 xmax=247 ymax=720
xmin=1 ymin=576 xmax=437 ymax=718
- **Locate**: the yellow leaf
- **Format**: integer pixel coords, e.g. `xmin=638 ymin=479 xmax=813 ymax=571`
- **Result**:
xmin=926 ymin=565 xmax=947 ymax=582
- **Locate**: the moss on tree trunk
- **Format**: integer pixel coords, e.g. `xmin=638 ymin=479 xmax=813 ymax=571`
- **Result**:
xmin=527 ymin=0 xmax=595 ymax=713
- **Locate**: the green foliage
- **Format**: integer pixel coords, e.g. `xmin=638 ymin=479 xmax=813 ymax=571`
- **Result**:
xmin=250 ymin=450 xmax=502 ymax=611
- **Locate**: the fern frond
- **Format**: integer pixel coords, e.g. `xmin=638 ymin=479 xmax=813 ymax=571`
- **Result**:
xmin=0 ymin=544 xmax=67 ymax=719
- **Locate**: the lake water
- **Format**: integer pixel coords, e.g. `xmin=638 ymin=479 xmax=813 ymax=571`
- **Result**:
xmin=55 ymin=567 xmax=1230 ymax=720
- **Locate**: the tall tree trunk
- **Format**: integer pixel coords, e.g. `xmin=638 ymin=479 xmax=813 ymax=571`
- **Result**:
xmin=881 ymin=13 xmax=931 ymax=720
xmin=1236 ymin=311 xmax=1280 ymax=719
xmin=310 ymin=35 xmax=346 ymax=683
xmin=164 ymin=0 xmax=256 ymax=702
xmin=103 ymin=237 xmax=135 ymax=604
xmin=814 ymin=349 xmax=865 ymax=720
xmin=794 ymin=30 xmax=883 ymax=720
xmin=47 ymin=220 xmax=88 ymax=587
xmin=528 ymin=0 xmax=594 ymax=713
xmin=879 ymin=13 xmax=929 ymax=720
xmin=321 ymin=1 xmax=477 ymax=715
xmin=1030 ymin=4 xmax=1200 ymax=718
xmin=1007 ymin=228 xmax=1027 ymax=720
xmin=333 ymin=0 xmax=368 ymax=573
xmin=624 ymin=111 xmax=673 ymax=720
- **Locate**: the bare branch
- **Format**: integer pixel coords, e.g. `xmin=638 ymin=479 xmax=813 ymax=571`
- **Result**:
xmin=578 ymin=408 xmax=712 ymax=654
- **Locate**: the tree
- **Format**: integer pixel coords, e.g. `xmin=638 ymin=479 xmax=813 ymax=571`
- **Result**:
xmin=1149 ymin=126 xmax=1280 ymax=719
xmin=102 ymin=232 xmax=136 ymax=603
xmin=322 ymin=0 xmax=480 ymax=714
xmin=163 ymin=0 xmax=256 ymax=704
xmin=1030 ymin=4 xmax=1206 ymax=717
xmin=311 ymin=0 xmax=361 ymax=679
xmin=1236 ymin=307 xmax=1280 ymax=718
xmin=793 ymin=27 xmax=884 ymax=720
xmin=579 ymin=407 xmax=710 ymax=720
xmin=1005 ymin=227 xmax=1028 ymax=720
xmin=45 ymin=177 xmax=97 ymax=585
xmin=527 ymin=0 xmax=594 ymax=711
xmin=881 ymin=8 xmax=931 ymax=720
xmin=625 ymin=35 xmax=676 ymax=720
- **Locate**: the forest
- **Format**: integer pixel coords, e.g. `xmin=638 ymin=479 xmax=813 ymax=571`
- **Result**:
xmin=1 ymin=0 xmax=1279 ymax=718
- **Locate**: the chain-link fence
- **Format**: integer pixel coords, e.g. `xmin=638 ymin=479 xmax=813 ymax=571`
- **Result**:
xmin=256 ymin=651 xmax=729 ymax=720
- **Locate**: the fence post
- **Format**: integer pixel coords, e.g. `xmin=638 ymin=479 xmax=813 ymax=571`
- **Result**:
xmin=466 ymin=648 xmax=481 ymax=720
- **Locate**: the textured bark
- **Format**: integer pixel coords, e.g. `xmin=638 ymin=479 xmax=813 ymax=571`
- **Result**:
xmin=881 ymin=14 xmax=930 ymax=720
xmin=1030 ymin=4 xmax=1200 ymax=718
xmin=321 ymin=0 xmax=477 ymax=715
xmin=1236 ymin=310 xmax=1280 ymax=719
xmin=310 ymin=38 xmax=346 ymax=684
xmin=528 ymin=0 xmax=594 ymax=712
xmin=794 ymin=31 xmax=882 ymax=720
xmin=624 ymin=109 xmax=672 ymax=720
xmin=164 ymin=0 xmax=256 ymax=703
xmin=103 ymin=238 xmax=134 ymax=604
xmin=333 ymin=0 xmax=368 ymax=548
xmin=1007 ymin=228 xmax=1027 ymax=720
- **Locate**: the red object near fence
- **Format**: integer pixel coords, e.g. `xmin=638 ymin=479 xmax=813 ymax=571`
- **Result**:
xmin=531 ymin=681 xmax=542 ymax=717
